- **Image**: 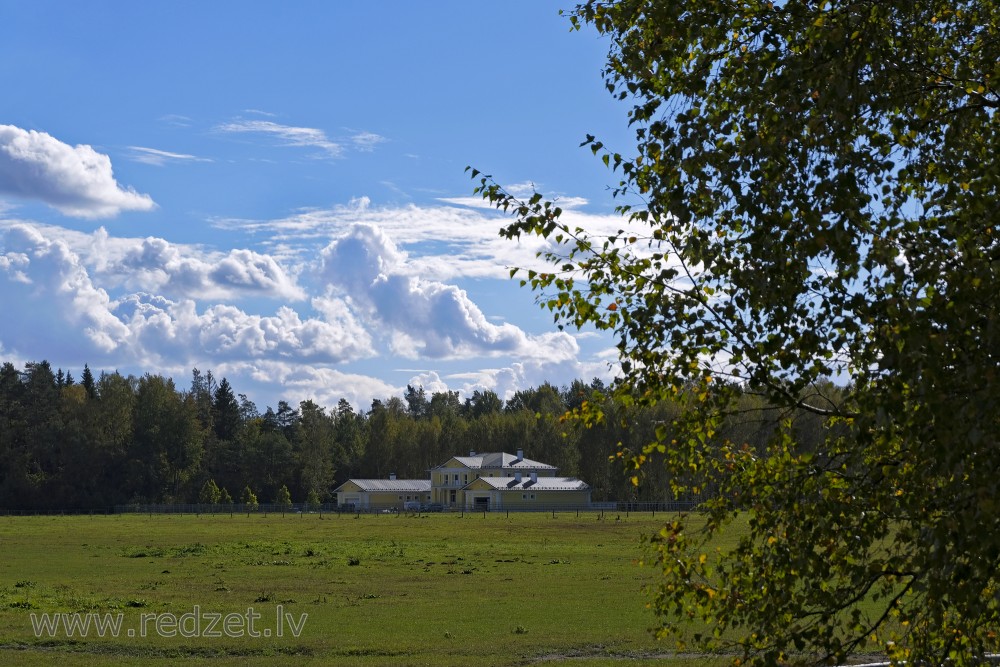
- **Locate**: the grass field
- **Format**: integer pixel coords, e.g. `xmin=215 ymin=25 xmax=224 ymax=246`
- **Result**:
xmin=0 ymin=511 xmax=722 ymax=666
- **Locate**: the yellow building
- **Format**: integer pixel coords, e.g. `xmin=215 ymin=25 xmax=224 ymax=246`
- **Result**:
xmin=430 ymin=450 xmax=556 ymax=506
xmin=335 ymin=451 xmax=591 ymax=511
xmin=333 ymin=476 xmax=431 ymax=510
xmin=462 ymin=473 xmax=591 ymax=511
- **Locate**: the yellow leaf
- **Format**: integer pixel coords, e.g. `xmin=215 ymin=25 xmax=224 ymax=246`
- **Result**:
xmin=630 ymin=476 xmax=639 ymax=487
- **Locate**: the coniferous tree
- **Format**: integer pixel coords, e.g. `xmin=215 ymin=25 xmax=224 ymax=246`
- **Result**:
xmin=294 ymin=400 xmax=335 ymax=503
xmin=80 ymin=364 xmax=95 ymax=399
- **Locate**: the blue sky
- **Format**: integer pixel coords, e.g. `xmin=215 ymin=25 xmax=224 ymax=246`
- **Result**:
xmin=0 ymin=1 xmax=634 ymax=411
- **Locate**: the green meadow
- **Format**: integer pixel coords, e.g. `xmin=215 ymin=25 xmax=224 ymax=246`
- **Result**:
xmin=0 ymin=511 xmax=721 ymax=666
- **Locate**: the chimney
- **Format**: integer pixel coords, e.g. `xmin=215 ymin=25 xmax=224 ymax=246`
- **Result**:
xmin=529 ymin=472 xmax=537 ymax=484
xmin=469 ymin=450 xmax=476 ymax=456
xmin=515 ymin=449 xmax=524 ymax=463
xmin=389 ymin=473 xmax=396 ymax=481
xmin=514 ymin=472 xmax=522 ymax=483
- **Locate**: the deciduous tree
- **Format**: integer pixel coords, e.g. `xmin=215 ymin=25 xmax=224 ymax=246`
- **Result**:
xmin=240 ymin=485 xmax=258 ymax=511
xmin=274 ymin=484 xmax=292 ymax=510
xmin=199 ymin=478 xmax=221 ymax=505
xmin=473 ymin=1 xmax=1000 ymax=664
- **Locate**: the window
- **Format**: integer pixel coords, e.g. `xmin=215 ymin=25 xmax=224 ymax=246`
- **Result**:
xmin=522 ymin=493 xmax=527 ymax=500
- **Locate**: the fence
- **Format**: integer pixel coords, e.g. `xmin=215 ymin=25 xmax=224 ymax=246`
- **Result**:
xmin=0 ymin=501 xmax=700 ymax=517
xmin=112 ymin=500 xmax=699 ymax=516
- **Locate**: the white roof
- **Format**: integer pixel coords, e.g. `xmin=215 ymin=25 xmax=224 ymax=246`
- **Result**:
xmin=335 ymin=479 xmax=431 ymax=493
xmin=471 ymin=476 xmax=590 ymax=491
xmin=441 ymin=452 xmax=557 ymax=471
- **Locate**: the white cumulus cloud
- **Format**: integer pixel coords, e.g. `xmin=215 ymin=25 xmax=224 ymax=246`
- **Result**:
xmin=113 ymin=297 xmax=371 ymax=365
xmin=318 ymin=223 xmax=580 ymax=361
xmin=105 ymin=237 xmax=305 ymax=301
xmin=0 ymin=224 xmax=130 ymax=354
xmin=0 ymin=125 xmax=155 ymax=218
xmin=0 ymin=224 xmax=373 ymax=369
xmin=219 ymin=360 xmax=399 ymax=413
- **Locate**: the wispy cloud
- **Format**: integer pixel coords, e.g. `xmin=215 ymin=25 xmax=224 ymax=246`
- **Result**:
xmin=217 ymin=120 xmax=343 ymax=158
xmin=210 ymin=196 xmax=628 ymax=282
xmin=158 ymin=114 xmax=193 ymax=128
xmin=351 ymin=131 xmax=386 ymax=152
xmin=0 ymin=125 xmax=155 ymax=219
xmin=439 ymin=181 xmax=589 ymax=211
xmin=128 ymin=146 xmax=212 ymax=167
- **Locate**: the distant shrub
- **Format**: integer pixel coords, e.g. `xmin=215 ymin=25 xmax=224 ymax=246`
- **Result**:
xmin=241 ymin=486 xmax=259 ymax=511
xmin=199 ymin=479 xmax=221 ymax=505
xmin=274 ymin=485 xmax=292 ymax=510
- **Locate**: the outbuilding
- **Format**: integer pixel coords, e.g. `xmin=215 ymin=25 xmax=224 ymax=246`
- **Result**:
xmin=333 ymin=477 xmax=431 ymax=510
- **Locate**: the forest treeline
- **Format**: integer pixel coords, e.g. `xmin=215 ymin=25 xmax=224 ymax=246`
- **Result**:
xmin=0 ymin=360 xmax=838 ymax=510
